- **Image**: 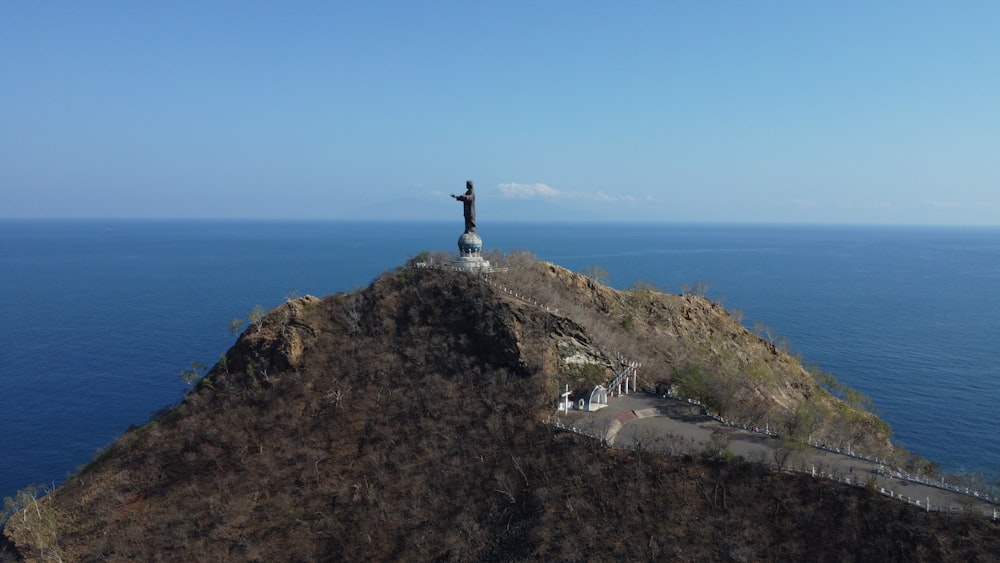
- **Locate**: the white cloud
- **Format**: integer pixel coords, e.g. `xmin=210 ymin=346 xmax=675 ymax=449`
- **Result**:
xmin=497 ymin=182 xmax=561 ymax=199
xmin=496 ymin=182 xmax=642 ymax=204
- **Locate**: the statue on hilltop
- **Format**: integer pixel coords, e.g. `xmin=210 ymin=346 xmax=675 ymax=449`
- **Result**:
xmin=451 ymin=181 xmax=476 ymax=233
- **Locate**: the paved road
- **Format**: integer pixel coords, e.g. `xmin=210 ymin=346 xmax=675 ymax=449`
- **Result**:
xmin=555 ymin=394 xmax=998 ymax=518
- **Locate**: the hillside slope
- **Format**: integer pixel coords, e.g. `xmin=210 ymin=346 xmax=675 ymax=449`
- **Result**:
xmin=3 ymin=258 xmax=997 ymax=561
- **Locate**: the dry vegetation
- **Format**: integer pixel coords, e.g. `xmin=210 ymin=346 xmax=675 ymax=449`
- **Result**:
xmin=491 ymin=253 xmax=892 ymax=453
xmin=3 ymin=254 xmax=997 ymax=561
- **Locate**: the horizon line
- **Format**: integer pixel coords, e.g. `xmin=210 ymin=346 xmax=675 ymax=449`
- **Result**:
xmin=2 ymin=217 xmax=1000 ymax=230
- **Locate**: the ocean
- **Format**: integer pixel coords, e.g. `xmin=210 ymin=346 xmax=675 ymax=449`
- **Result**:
xmin=2 ymin=220 xmax=998 ymax=501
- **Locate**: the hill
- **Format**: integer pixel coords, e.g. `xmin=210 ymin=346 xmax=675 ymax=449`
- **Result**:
xmin=3 ymin=254 xmax=997 ymax=561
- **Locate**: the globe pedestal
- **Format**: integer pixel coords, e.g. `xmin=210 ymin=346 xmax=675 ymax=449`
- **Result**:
xmin=452 ymin=231 xmax=492 ymax=272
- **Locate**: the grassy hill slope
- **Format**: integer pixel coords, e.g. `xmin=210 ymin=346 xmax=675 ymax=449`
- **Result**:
xmin=3 ymin=256 xmax=996 ymax=561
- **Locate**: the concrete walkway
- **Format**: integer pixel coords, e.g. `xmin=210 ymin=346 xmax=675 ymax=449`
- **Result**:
xmin=554 ymin=394 xmax=998 ymax=518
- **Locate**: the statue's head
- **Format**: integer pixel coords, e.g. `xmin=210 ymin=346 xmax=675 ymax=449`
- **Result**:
xmin=466 ymin=180 xmax=474 ymax=192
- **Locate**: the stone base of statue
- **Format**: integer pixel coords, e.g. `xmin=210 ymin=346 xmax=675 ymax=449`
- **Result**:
xmin=452 ymin=231 xmax=492 ymax=272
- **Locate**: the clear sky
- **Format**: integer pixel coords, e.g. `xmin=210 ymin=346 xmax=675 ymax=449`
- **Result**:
xmin=2 ymin=2 xmax=998 ymax=225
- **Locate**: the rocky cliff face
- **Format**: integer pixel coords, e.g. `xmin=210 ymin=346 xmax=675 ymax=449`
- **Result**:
xmin=3 ymin=259 xmax=995 ymax=561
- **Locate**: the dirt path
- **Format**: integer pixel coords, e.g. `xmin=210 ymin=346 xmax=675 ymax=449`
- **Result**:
xmin=554 ymin=393 xmax=998 ymax=518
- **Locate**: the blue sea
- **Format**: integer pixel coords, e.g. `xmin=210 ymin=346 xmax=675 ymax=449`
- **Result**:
xmin=2 ymin=220 xmax=999 ymax=501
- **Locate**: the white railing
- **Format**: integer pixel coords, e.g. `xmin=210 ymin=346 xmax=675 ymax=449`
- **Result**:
xmin=546 ymin=416 xmax=998 ymax=519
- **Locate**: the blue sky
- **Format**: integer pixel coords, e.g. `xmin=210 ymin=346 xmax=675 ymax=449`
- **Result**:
xmin=2 ymin=2 xmax=998 ymax=225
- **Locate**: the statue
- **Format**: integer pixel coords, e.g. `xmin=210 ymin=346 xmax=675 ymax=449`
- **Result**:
xmin=451 ymin=181 xmax=476 ymax=233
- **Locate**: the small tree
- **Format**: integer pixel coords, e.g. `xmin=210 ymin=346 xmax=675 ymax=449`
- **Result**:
xmin=752 ymin=321 xmax=775 ymax=342
xmin=1 ymin=484 xmax=43 ymax=526
xmin=228 ymin=317 xmax=244 ymax=336
xmin=704 ymin=427 xmax=732 ymax=460
xmin=772 ymin=436 xmax=806 ymax=469
xmin=583 ymin=264 xmax=609 ymax=285
xmin=501 ymin=250 xmax=537 ymax=270
xmin=1 ymin=484 xmax=63 ymax=560
xmin=672 ymin=363 xmax=726 ymax=413
xmin=180 ymin=361 xmax=207 ymax=388
xmin=679 ymin=280 xmax=711 ymax=297
xmin=409 ymin=250 xmax=432 ymax=266
xmin=248 ymin=305 xmax=267 ymax=333
xmin=788 ymin=401 xmax=825 ymax=442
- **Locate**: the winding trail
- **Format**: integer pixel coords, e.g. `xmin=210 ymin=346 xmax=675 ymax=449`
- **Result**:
xmin=555 ymin=394 xmax=998 ymax=518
